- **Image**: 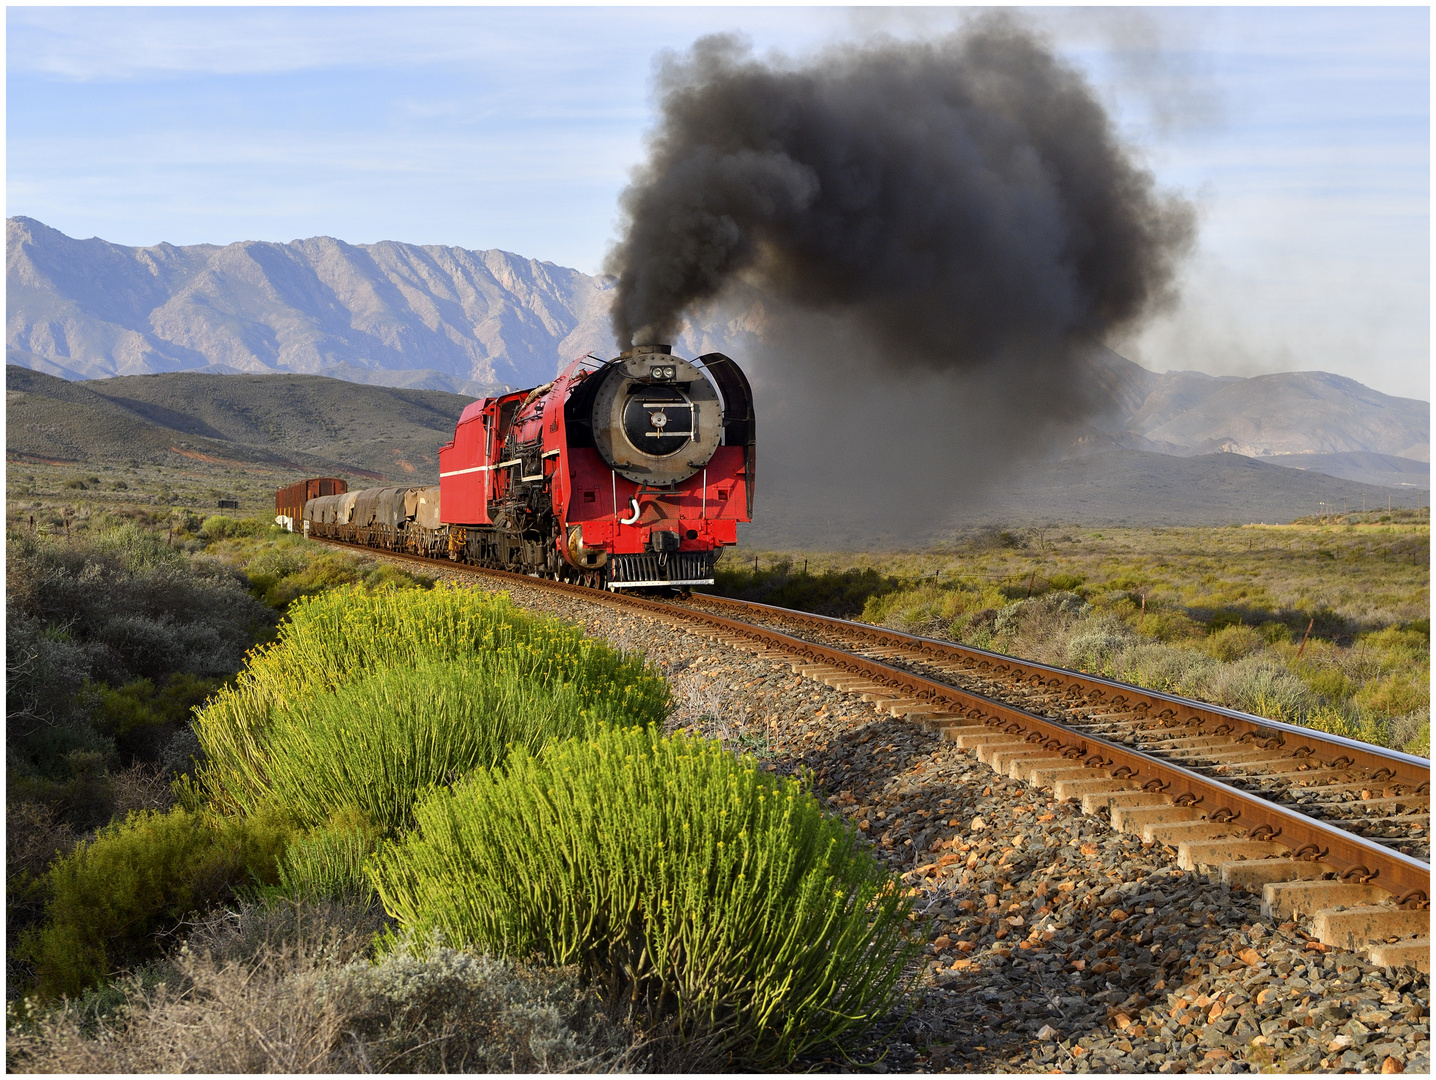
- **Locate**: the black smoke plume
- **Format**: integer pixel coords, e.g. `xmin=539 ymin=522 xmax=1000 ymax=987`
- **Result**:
xmin=609 ymin=16 xmax=1192 ymax=362
xmin=606 ymin=16 xmax=1197 ymax=541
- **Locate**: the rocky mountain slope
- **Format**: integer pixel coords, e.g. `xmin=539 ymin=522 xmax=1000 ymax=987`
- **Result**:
xmin=9 ymin=217 xmax=1428 ymax=483
xmin=1106 ymin=363 xmax=1428 ymax=462
xmin=7 ymin=216 xmax=615 ymax=395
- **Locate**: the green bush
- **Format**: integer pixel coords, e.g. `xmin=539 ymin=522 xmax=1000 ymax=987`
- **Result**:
xmin=195 ymin=585 xmax=669 ymax=825
xmin=1204 ymin=656 xmax=1315 ymax=722
xmin=20 ymin=805 xmax=295 ymax=1000
xmin=92 ymin=673 xmax=223 ymax=764
xmin=1258 ymin=620 xmax=1291 ymax=645
xmin=265 ymin=657 xmax=623 ymax=832
xmin=1204 ymin=623 xmax=1264 ymax=662
xmin=1137 ymin=608 xmax=1204 ymax=643
xmin=247 ymin=549 xmax=431 ymax=609
xmin=277 ymin=818 xmax=377 ymax=903
xmin=199 ymin=515 xmax=244 ymax=540
xmin=1353 ymin=670 xmax=1429 ymax=718
xmin=369 ymin=725 xmax=916 ymax=1068
xmin=6 ymin=526 xmax=275 ymax=689
xmin=1296 ymin=705 xmax=1392 ymax=749
xmin=1300 ymin=665 xmax=1352 ymax=703
xmin=713 ymin=560 xmax=902 ymax=619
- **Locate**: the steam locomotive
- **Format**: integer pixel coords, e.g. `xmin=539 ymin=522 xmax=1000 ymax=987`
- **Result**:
xmin=275 ymin=345 xmax=754 ymax=589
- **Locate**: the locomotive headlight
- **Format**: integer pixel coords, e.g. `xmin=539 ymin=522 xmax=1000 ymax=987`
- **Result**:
xmin=650 ymin=364 xmax=676 ymax=381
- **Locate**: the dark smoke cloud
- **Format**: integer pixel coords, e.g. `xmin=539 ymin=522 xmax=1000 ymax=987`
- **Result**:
xmin=607 ymin=15 xmax=1194 ymax=363
xmin=607 ymin=16 xmax=1197 ymax=543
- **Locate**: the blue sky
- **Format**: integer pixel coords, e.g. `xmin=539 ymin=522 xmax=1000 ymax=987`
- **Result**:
xmin=6 ymin=6 xmax=1430 ymax=401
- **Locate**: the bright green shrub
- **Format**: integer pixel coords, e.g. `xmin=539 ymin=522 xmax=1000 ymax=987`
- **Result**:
xmin=1295 ymin=705 xmax=1392 ymax=748
xmin=1358 ymin=625 xmax=1429 ymax=666
xmin=369 ymin=725 xmax=917 ymax=1068
xmin=277 ymin=823 xmax=376 ymax=902
xmin=222 ymin=536 xmax=432 ymax=610
xmin=1258 ymin=620 xmax=1291 ymax=645
xmin=262 ymin=657 xmax=619 ymax=831
xmin=95 ymin=674 xmax=219 ymax=737
xmin=1136 ymin=608 xmax=1203 ymax=643
xmin=1300 ymin=665 xmax=1352 ymax=704
xmin=260 ymin=553 xmax=424 ymax=608
xmin=22 ymin=805 xmax=295 ymax=999
xmin=194 ymin=585 xmax=669 ymax=824
xmin=92 ymin=673 xmax=224 ymax=762
xmin=859 ymin=582 xmax=1008 ymax=631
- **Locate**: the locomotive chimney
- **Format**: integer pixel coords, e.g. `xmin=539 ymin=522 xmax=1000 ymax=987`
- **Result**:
xmin=618 ymin=343 xmax=673 ymax=360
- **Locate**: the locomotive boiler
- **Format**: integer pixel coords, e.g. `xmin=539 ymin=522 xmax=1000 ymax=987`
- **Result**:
xmin=285 ymin=345 xmax=754 ymax=590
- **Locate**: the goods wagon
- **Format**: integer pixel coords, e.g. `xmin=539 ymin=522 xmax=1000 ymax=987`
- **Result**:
xmin=275 ymin=477 xmax=346 ymax=533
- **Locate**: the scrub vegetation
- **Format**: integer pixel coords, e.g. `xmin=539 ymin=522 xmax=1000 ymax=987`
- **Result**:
xmin=717 ymin=514 xmax=1430 ymax=756
xmin=5 ymin=513 xmax=432 ymax=1022
xmin=9 ymin=455 xmax=1422 ymax=1067
xmin=8 ymin=520 xmax=915 ymax=1070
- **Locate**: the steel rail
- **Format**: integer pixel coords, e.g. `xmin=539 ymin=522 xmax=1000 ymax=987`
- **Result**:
xmin=309 ymin=538 xmax=1430 ymax=899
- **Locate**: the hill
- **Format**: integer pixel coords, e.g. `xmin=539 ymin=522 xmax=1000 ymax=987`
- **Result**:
xmin=746 ymin=449 xmax=1428 ymax=549
xmin=7 ymin=363 xmax=1427 ymax=544
xmin=6 ymin=365 xmax=472 ymax=483
xmin=1108 ymin=364 xmax=1429 ymax=462
xmin=976 ymin=449 xmax=1425 ymax=527
xmin=1259 ymin=451 xmax=1429 ymax=491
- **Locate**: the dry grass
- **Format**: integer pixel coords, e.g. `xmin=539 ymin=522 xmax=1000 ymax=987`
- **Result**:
xmin=734 ymin=519 xmax=1428 ymax=631
xmin=722 ymin=519 xmax=1429 ymax=754
xmin=107 ymin=762 xmax=178 ymax=818
xmin=7 ymin=898 xmax=644 ymax=1074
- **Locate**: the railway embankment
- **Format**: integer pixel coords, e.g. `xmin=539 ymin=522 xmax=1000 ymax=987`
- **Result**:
xmin=453 ymin=568 xmax=1430 ymax=1074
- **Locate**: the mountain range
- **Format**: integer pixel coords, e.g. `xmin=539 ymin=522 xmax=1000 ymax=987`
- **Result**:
xmin=7 ymin=215 xmax=614 ymax=396
xmin=7 ymin=216 xmax=1429 ymax=511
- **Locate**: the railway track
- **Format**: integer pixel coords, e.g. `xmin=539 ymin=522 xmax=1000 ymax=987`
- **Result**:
xmin=314 ymin=539 xmax=1431 ymax=971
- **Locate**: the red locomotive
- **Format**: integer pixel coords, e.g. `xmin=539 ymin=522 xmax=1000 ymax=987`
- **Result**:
xmin=283 ymin=345 xmax=754 ymax=590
